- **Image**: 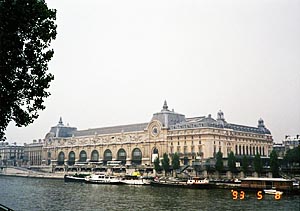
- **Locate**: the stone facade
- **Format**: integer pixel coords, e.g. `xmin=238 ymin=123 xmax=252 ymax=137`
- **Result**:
xmin=24 ymin=140 xmax=43 ymax=166
xmin=273 ymin=135 xmax=300 ymax=158
xmin=0 ymin=142 xmax=24 ymax=166
xmin=283 ymin=135 xmax=300 ymax=150
xmin=42 ymin=101 xmax=273 ymax=170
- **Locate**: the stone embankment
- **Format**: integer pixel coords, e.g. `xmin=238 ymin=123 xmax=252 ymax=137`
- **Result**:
xmin=0 ymin=167 xmax=64 ymax=179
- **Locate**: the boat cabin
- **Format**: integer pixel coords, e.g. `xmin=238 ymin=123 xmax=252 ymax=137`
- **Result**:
xmin=241 ymin=178 xmax=293 ymax=191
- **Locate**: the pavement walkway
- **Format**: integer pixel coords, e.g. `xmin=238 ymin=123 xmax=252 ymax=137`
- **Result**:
xmin=0 ymin=167 xmax=64 ymax=179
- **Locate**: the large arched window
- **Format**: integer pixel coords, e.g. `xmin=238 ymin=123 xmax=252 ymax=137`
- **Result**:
xmin=152 ymin=147 xmax=159 ymax=162
xmin=117 ymin=148 xmax=126 ymax=165
xmin=79 ymin=150 xmax=87 ymax=162
xmin=103 ymin=149 xmax=112 ymax=165
xmin=68 ymin=151 xmax=75 ymax=166
xmin=58 ymin=151 xmax=65 ymax=165
xmin=91 ymin=150 xmax=99 ymax=162
xmin=132 ymin=148 xmax=142 ymax=165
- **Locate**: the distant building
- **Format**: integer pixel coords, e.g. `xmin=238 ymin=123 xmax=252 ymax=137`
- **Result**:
xmin=273 ymin=143 xmax=285 ymax=158
xmin=42 ymin=101 xmax=273 ymax=171
xmin=23 ymin=140 xmax=44 ymax=166
xmin=0 ymin=142 xmax=24 ymax=166
xmin=272 ymin=135 xmax=300 ymax=158
xmin=283 ymin=135 xmax=300 ymax=150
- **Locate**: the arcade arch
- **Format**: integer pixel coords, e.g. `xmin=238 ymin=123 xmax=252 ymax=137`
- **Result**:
xmin=117 ymin=148 xmax=126 ymax=165
xmin=152 ymin=147 xmax=159 ymax=162
xmin=79 ymin=150 xmax=87 ymax=162
xmin=91 ymin=150 xmax=99 ymax=161
xmin=68 ymin=151 xmax=75 ymax=166
xmin=103 ymin=149 xmax=112 ymax=165
xmin=132 ymin=148 xmax=142 ymax=165
xmin=58 ymin=151 xmax=65 ymax=165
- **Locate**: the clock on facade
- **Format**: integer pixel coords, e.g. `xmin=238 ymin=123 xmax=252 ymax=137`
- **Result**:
xmin=151 ymin=127 xmax=159 ymax=136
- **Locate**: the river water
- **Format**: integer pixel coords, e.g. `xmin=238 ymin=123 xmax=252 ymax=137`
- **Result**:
xmin=0 ymin=176 xmax=299 ymax=211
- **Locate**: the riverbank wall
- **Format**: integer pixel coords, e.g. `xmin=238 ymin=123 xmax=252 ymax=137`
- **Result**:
xmin=0 ymin=167 xmax=63 ymax=179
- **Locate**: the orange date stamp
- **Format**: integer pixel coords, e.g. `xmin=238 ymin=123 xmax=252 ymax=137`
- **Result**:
xmin=231 ymin=190 xmax=282 ymax=200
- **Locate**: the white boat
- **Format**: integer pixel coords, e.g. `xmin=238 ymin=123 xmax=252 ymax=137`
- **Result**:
xmin=186 ymin=177 xmax=210 ymax=188
xmin=263 ymin=188 xmax=283 ymax=195
xmin=151 ymin=177 xmax=210 ymax=189
xmin=121 ymin=175 xmax=152 ymax=185
xmin=85 ymin=173 xmax=122 ymax=184
xmin=64 ymin=173 xmax=90 ymax=182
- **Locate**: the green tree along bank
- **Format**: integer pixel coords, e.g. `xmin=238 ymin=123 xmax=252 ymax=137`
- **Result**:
xmin=254 ymin=154 xmax=263 ymax=175
xmin=215 ymin=151 xmax=223 ymax=173
xmin=284 ymin=146 xmax=300 ymax=166
xmin=153 ymin=157 xmax=161 ymax=173
xmin=270 ymin=150 xmax=280 ymax=178
xmin=242 ymin=155 xmax=249 ymax=174
xmin=228 ymin=151 xmax=237 ymax=173
xmin=171 ymin=152 xmax=180 ymax=176
xmin=161 ymin=153 xmax=170 ymax=176
xmin=0 ymin=0 xmax=57 ymax=140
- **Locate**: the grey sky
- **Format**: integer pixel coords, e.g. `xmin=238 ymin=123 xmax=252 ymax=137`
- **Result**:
xmin=5 ymin=0 xmax=300 ymax=144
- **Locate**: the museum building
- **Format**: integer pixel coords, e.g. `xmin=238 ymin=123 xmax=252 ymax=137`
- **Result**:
xmin=42 ymin=101 xmax=273 ymax=171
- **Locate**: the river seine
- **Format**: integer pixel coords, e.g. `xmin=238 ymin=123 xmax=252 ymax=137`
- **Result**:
xmin=0 ymin=176 xmax=299 ymax=211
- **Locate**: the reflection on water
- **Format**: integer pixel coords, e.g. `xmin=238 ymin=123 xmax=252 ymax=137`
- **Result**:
xmin=0 ymin=176 xmax=299 ymax=211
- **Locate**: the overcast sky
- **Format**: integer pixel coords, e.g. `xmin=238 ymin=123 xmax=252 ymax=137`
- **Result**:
xmin=5 ymin=0 xmax=300 ymax=144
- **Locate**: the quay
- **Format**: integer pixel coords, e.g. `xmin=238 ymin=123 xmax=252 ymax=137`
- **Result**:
xmin=0 ymin=167 xmax=63 ymax=179
xmin=1 ymin=167 xmax=299 ymax=194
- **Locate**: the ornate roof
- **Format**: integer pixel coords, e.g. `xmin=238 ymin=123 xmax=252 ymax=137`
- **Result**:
xmin=170 ymin=112 xmax=271 ymax=134
xmin=49 ymin=102 xmax=271 ymax=138
xmin=151 ymin=100 xmax=186 ymax=128
xmin=72 ymin=123 xmax=148 ymax=137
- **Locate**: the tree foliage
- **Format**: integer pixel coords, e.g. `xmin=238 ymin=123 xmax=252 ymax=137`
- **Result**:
xmin=270 ymin=150 xmax=280 ymax=178
xmin=171 ymin=152 xmax=180 ymax=171
xmin=161 ymin=153 xmax=170 ymax=176
xmin=241 ymin=155 xmax=249 ymax=174
xmin=171 ymin=152 xmax=180 ymax=177
xmin=215 ymin=151 xmax=223 ymax=172
xmin=0 ymin=0 xmax=57 ymax=140
xmin=227 ymin=151 xmax=237 ymax=173
xmin=284 ymin=146 xmax=300 ymax=166
xmin=153 ymin=157 xmax=161 ymax=173
xmin=254 ymin=154 xmax=263 ymax=174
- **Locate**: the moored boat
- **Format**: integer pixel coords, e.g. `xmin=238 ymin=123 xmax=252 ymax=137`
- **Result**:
xmin=85 ymin=173 xmax=123 ymax=184
xmin=151 ymin=177 xmax=210 ymax=189
xmin=263 ymin=188 xmax=283 ymax=195
xmin=240 ymin=177 xmax=293 ymax=191
xmin=121 ymin=175 xmax=152 ymax=185
xmin=151 ymin=177 xmax=186 ymax=187
xmin=64 ymin=173 xmax=90 ymax=182
xmin=186 ymin=177 xmax=210 ymax=189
